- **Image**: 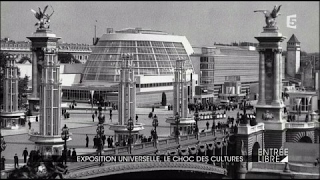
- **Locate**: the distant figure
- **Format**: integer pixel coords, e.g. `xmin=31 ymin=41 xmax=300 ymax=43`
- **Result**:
xmin=110 ymin=137 xmax=114 ymax=148
xmin=206 ymin=121 xmax=210 ymax=130
xmin=107 ymin=136 xmax=111 ymax=148
xmin=1 ymin=156 xmax=5 ymax=170
xmin=28 ymin=121 xmax=31 ymax=129
xmin=22 ymin=147 xmax=28 ymax=163
xmin=152 ymin=106 xmax=154 ymax=112
xmin=67 ymin=148 xmax=71 ymax=157
xmin=36 ymin=116 xmax=38 ymax=122
xmin=71 ymin=148 xmax=77 ymax=161
xmin=314 ymin=158 xmax=319 ymax=166
xmin=102 ymin=134 xmax=106 ymax=146
xmin=95 ymin=110 xmax=98 ymax=117
xmin=14 ymin=153 xmax=19 ymax=169
xmin=92 ymin=114 xmax=95 ymax=122
xmin=109 ymin=109 xmax=112 ymax=121
xmin=86 ymin=134 xmax=89 ymax=147
xmin=136 ymin=114 xmax=139 ymax=122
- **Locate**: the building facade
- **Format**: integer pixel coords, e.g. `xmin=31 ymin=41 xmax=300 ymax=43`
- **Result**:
xmin=191 ymin=45 xmax=259 ymax=103
xmin=1 ymin=38 xmax=92 ymax=64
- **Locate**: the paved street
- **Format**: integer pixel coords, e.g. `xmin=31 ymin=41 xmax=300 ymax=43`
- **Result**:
xmin=1 ymin=103 xmax=252 ymax=170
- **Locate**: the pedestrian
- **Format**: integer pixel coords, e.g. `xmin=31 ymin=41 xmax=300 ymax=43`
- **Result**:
xmin=109 ymin=109 xmax=112 ymax=122
xmin=110 ymin=137 xmax=114 ymax=148
xmin=95 ymin=110 xmax=98 ymax=117
xmin=67 ymin=148 xmax=71 ymax=157
xmin=152 ymin=106 xmax=154 ymax=112
xmin=22 ymin=147 xmax=28 ymax=163
xmin=28 ymin=121 xmax=31 ymax=130
xmin=107 ymin=136 xmax=111 ymax=148
xmin=92 ymin=114 xmax=95 ymax=122
xmin=136 ymin=114 xmax=138 ymax=122
xmin=71 ymin=148 xmax=77 ymax=162
xmin=14 ymin=153 xmax=19 ymax=169
xmin=93 ymin=136 xmax=97 ymax=148
xmin=1 ymin=156 xmax=5 ymax=170
xmin=102 ymin=134 xmax=106 ymax=146
xmin=206 ymin=121 xmax=209 ymax=130
xmin=36 ymin=116 xmax=38 ymax=122
xmin=86 ymin=134 xmax=89 ymax=147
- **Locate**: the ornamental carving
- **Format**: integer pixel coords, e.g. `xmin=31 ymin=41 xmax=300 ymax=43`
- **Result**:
xmin=262 ymin=110 xmax=274 ymax=120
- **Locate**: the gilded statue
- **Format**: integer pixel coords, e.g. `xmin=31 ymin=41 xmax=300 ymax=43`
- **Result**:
xmin=31 ymin=5 xmax=54 ymax=29
xmin=254 ymin=5 xmax=282 ymax=28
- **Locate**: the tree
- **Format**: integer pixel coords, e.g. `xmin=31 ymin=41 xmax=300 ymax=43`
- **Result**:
xmin=18 ymin=56 xmax=32 ymax=64
xmin=58 ymin=52 xmax=81 ymax=64
xmin=161 ymin=92 xmax=167 ymax=106
xmin=18 ymin=75 xmax=30 ymax=108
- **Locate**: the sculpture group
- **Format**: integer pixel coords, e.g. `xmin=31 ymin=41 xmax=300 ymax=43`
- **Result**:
xmin=31 ymin=5 xmax=54 ymax=29
xmin=254 ymin=5 xmax=282 ymax=28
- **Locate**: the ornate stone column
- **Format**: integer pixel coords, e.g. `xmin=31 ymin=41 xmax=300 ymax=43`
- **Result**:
xmin=272 ymin=49 xmax=281 ymax=105
xmin=258 ymin=49 xmax=266 ymax=105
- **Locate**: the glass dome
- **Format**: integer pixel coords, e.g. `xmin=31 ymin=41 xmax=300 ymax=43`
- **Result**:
xmin=81 ymin=29 xmax=194 ymax=84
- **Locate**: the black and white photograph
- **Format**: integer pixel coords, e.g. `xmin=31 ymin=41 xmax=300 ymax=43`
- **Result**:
xmin=0 ymin=1 xmax=319 ymax=179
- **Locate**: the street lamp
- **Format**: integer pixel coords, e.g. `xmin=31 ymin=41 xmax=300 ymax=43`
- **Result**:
xmin=90 ymin=90 xmax=95 ymax=113
xmin=126 ymin=117 xmax=134 ymax=154
xmin=294 ymin=98 xmax=301 ymax=121
xmin=194 ymin=108 xmax=199 ymax=138
xmin=175 ymin=112 xmax=180 ymax=138
xmin=211 ymin=111 xmax=216 ymax=135
xmin=152 ymin=114 xmax=159 ymax=143
xmin=241 ymin=95 xmax=248 ymax=125
xmin=61 ymin=124 xmax=69 ymax=166
xmin=96 ymin=124 xmax=105 ymax=156
xmin=98 ymin=113 xmax=105 ymax=124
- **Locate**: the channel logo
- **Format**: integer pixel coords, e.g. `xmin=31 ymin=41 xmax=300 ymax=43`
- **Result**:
xmin=287 ymin=14 xmax=297 ymax=29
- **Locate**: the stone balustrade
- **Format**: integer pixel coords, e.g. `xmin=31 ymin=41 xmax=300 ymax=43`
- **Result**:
xmin=285 ymin=122 xmax=315 ymax=129
xmin=237 ymin=123 xmax=264 ymax=135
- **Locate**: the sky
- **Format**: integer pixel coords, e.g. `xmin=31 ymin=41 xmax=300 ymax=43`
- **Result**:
xmin=1 ymin=1 xmax=319 ymax=53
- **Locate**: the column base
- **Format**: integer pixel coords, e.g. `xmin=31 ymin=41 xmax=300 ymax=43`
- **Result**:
xmin=271 ymin=100 xmax=281 ymax=106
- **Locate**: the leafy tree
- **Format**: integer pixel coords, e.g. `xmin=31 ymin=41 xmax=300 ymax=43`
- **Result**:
xmin=18 ymin=75 xmax=30 ymax=108
xmin=18 ymin=56 xmax=32 ymax=64
xmin=58 ymin=52 xmax=81 ymax=64
xmin=161 ymin=92 xmax=167 ymax=106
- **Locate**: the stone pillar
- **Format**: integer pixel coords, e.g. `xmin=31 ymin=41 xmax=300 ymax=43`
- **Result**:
xmin=3 ymin=56 xmax=19 ymax=112
xmin=272 ymin=49 xmax=281 ymax=105
xmin=118 ymin=54 xmax=136 ymax=125
xmin=173 ymin=59 xmax=188 ymax=118
xmin=258 ymin=49 xmax=266 ymax=105
xmin=31 ymin=50 xmax=38 ymax=98
xmin=110 ymin=54 xmax=144 ymax=146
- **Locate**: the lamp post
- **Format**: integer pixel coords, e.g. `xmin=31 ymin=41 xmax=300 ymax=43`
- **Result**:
xmin=96 ymin=124 xmax=105 ymax=155
xmin=175 ymin=112 xmax=180 ymax=138
xmin=241 ymin=95 xmax=248 ymax=125
xmin=307 ymin=96 xmax=312 ymax=122
xmin=211 ymin=111 xmax=216 ymax=135
xmin=127 ymin=117 xmax=134 ymax=154
xmin=98 ymin=113 xmax=105 ymax=124
xmin=90 ymin=90 xmax=94 ymax=114
xmin=61 ymin=124 xmax=69 ymax=166
xmin=0 ymin=133 xmax=6 ymax=171
xmin=152 ymin=114 xmax=159 ymax=144
xmin=294 ymin=98 xmax=301 ymax=121
xmin=194 ymin=108 xmax=199 ymax=139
